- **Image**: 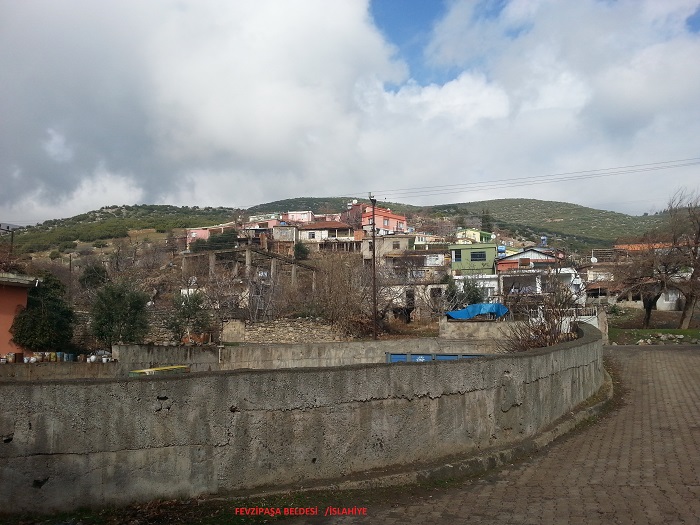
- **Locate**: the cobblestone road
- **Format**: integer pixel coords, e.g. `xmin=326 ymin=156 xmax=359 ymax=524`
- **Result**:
xmin=288 ymin=346 xmax=700 ymax=525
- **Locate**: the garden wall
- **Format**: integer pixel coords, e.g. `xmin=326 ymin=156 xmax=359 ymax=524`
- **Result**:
xmin=0 ymin=324 xmax=603 ymax=514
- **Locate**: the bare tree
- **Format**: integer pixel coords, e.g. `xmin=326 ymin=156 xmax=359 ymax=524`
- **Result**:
xmin=200 ymin=267 xmax=245 ymax=337
xmin=278 ymin=252 xmax=410 ymax=337
xmin=613 ymin=234 xmax=683 ymax=328
xmin=666 ymin=190 xmax=700 ymax=329
xmin=499 ymin=275 xmax=580 ymax=352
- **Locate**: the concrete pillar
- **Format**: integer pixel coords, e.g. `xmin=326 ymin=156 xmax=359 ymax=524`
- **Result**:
xmin=270 ymin=258 xmax=278 ymax=281
xmin=535 ymin=274 xmax=542 ymax=294
xmin=291 ymin=264 xmax=297 ymax=285
xmin=245 ymin=246 xmax=252 ymax=280
xmin=209 ymin=252 xmax=216 ymax=279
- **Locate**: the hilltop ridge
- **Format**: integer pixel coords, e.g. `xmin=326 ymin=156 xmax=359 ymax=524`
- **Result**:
xmin=3 ymin=198 xmax=664 ymax=255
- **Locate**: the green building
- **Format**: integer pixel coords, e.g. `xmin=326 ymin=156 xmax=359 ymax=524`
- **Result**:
xmin=449 ymin=243 xmax=498 ymax=275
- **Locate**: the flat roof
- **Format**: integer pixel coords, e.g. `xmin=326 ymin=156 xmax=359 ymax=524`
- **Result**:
xmin=0 ymin=273 xmax=38 ymax=287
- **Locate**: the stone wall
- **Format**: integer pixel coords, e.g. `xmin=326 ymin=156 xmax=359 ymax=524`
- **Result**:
xmin=238 ymin=318 xmax=348 ymax=344
xmin=72 ymin=313 xmax=348 ymax=349
xmin=0 ymin=325 xmax=604 ymax=514
xmin=438 ymin=317 xmax=510 ymax=351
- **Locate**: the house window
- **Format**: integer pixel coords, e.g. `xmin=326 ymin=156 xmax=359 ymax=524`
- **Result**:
xmin=453 ymin=250 xmax=462 ymax=262
xmin=308 ymin=232 xmax=316 ymax=239
xmin=397 ymin=222 xmax=404 ymax=230
xmin=471 ymin=251 xmax=486 ymax=261
xmin=383 ymin=218 xmax=390 ymax=227
xmin=392 ymin=241 xmax=400 ymax=250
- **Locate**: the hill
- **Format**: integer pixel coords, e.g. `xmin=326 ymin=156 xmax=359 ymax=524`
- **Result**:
xmin=3 ymin=198 xmax=664 ymax=256
xmin=246 ymin=197 xmax=419 ymax=215
xmin=429 ymin=198 xmax=665 ymax=249
xmin=8 ymin=205 xmax=241 ymax=254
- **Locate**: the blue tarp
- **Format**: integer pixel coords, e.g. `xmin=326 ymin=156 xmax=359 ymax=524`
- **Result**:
xmin=445 ymin=303 xmax=509 ymax=320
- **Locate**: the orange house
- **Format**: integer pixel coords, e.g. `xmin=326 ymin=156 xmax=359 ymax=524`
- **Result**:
xmin=361 ymin=205 xmax=408 ymax=235
xmin=0 ymin=273 xmax=36 ymax=357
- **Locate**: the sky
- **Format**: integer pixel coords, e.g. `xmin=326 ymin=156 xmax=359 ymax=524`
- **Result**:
xmin=1 ymin=0 xmax=700 ymax=225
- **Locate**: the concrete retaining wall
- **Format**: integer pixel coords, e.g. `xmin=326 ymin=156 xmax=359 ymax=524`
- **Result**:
xmin=217 ymin=338 xmax=501 ymax=369
xmin=0 ymin=324 xmax=603 ymax=514
xmin=112 ymin=338 xmax=502 ymax=373
xmin=0 ymin=337 xmax=500 ymax=380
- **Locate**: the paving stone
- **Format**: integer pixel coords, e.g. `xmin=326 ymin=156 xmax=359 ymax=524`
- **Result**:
xmin=286 ymin=345 xmax=700 ymax=524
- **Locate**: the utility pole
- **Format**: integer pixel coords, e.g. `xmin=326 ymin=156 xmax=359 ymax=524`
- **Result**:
xmin=0 ymin=223 xmax=20 ymax=257
xmin=369 ymin=193 xmax=378 ymax=340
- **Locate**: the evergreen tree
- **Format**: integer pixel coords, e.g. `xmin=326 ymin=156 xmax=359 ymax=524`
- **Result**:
xmin=90 ymin=282 xmax=149 ymax=348
xmin=11 ymin=272 xmax=74 ymax=351
xmin=445 ymin=276 xmax=484 ymax=310
xmin=480 ymin=208 xmax=494 ymax=232
xmin=79 ymin=261 xmax=109 ymax=290
xmin=294 ymin=242 xmax=310 ymax=260
xmin=166 ymin=291 xmax=210 ymax=342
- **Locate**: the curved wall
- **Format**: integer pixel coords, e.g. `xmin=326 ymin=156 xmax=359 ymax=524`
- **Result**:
xmin=0 ymin=324 xmax=603 ymax=514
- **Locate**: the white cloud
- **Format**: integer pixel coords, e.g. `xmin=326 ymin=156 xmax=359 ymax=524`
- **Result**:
xmin=1 ymin=0 xmax=699 ymax=223
xmin=4 ymin=169 xmax=144 ymax=225
xmin=42 ymin=129 xmax=74 ymax=163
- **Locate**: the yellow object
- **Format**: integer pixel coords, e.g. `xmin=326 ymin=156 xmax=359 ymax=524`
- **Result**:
xmin=128 ymin=365 xmax=190 ymax=377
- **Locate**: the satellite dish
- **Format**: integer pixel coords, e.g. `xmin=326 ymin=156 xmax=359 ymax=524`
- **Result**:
xmin=590 ymin=257 xmax=598 ymax=264
xmin=490 ymin=233 xmax=496 ymax=239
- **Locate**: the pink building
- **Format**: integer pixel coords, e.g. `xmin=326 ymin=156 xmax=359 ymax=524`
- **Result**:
xmin=283 ymin=211 xmax=315 ymax=223
xmin=186 ymin=222 xmax=237 ymax=249
xmin=361 ymin=206 xmax=408 ymax=235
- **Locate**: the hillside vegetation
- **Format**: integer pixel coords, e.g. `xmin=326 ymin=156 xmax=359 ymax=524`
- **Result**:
xmin=431 ymin=199 xmax=664 ymax=249
xmin=9 ymin=205 xmax=240 ymax=254
xmin=3 ymin=198 xmax=662 ymax=256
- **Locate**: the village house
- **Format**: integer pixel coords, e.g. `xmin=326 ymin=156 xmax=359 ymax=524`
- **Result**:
xmin=298 ymin=221 xmax=359 ymax=252
xmin=413 ymin=232 xmax=447 ymax=250
xmin=361 ymin=205 xmax=408 ymax=235
xmin=449 ymin=243 xmax=498 ymax=276
xmin=581 ymin=259 xmax=683 ymax=311
xmin=495 ymin=248 xmax=585 ymax=305
xmin=0 ymin=273 xmax=37 ymax=360
xmin=185 ymin=221 xmax=238 ymax=250
xmin=360 ymin=234 xmax=450 ymax=322
xmin=455 ymin=228 xmax=495 ymax=244
xmin=362 ymin=234 xmax=449 ymax=281
xmin=450 ymin=246 xmax=586 ymax=306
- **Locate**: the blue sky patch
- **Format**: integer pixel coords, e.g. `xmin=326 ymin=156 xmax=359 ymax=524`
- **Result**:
xmin=686 ymin=5 xmax=700 ymax=33
xmin=370 ymin=0 xmax=448 ymax=85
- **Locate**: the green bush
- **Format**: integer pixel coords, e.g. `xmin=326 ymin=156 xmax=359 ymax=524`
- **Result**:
xmin=90 ymin=282 xmax=149 ymax=348
xmin=11 ymin=272 xmax=74 ymax=351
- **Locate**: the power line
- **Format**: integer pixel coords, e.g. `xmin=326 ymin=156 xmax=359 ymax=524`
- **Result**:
xmin=3 ymin=157 xmax=698 ymax=222
xmin=359 ymin=157 xmax=700 ymax=202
